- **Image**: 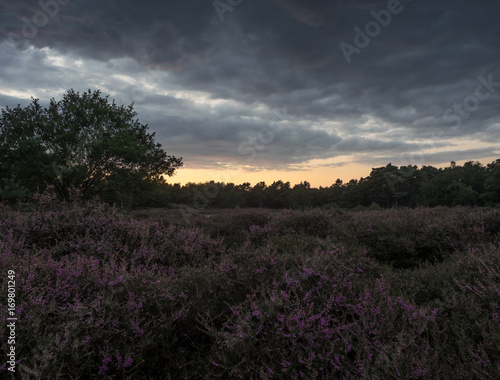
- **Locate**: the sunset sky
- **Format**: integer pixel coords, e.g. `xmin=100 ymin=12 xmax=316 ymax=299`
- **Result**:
xmin=1 ymin=0 xmax=499 ymax=187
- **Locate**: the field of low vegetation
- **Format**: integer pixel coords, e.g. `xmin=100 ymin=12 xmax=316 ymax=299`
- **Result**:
xmin=1 ymin=192 xmax=500 ymax=379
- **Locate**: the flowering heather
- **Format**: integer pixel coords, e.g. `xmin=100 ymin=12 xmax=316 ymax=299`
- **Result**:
xmin=1 ymin=195 xmax=499 ymax=378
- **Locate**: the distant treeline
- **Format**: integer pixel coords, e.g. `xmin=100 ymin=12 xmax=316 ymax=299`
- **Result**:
xmin=133 ymin=159 xmax=500 ymax=209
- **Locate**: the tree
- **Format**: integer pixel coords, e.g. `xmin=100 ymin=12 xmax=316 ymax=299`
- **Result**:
xmin=215 ymin=182 xmax=246 ymax=208
xmin=249 ymin=181 xmax=267 ymax=208
xmin=414 ymin=165 xmax=440 ymax=206
xmin=266 ymin=180 xmax=291 ymax=208
xmin=339 ymin=179 xmax=364 ymax=208
xmin=482 ymin=159 xmax=500 ymax=205
xmin=291 ymin=181 xmax=313 ymax=209
xmin=364 ymin=164 xmax=400 ymax=208
xmin=0 ymin=89 xmax=182 ymax=203
xmin=391 ymin=165 xmax=419 ymax=207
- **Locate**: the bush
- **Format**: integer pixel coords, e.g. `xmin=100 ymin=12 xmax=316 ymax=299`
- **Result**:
xmin=1 ymin=197 xmax=500 ymax=378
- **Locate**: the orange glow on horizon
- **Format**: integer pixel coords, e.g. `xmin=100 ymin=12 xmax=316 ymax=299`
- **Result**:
xmin=165 ymin=156 xmax=499 ymax=188
xmin=166 ymin=164 xmax=374 ymax=188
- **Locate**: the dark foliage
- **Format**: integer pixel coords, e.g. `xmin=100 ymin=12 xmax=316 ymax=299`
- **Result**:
xmin=1 ymin=196 xmax=500 ymax=378
xmin=131 ymin=159 xmax=500 ymax=210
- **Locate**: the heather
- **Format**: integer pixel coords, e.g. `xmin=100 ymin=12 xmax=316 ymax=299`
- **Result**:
xmin=1 ymin=196 xmax=500 ymax=379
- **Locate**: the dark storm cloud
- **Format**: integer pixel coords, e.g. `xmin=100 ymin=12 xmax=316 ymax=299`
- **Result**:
xmin=1 ymin=0 xmax=499 ymax=169
xmin=352 ymin=146 xmax=500 ymax=168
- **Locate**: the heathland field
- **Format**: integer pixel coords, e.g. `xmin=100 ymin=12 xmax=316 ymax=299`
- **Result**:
xmin=1 ymin=195 xmax=500 ymax=379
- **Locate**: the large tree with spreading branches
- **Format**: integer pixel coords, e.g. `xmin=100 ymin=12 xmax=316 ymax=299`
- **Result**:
xmin=0 ymin=89 xmax=182 ymax=203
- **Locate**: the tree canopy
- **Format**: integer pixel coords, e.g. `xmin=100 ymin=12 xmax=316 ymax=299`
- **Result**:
xmin=0 ymin=89 xmax=182 ymax=203
xmin=136 ymin=160 xmax=500 ymax=210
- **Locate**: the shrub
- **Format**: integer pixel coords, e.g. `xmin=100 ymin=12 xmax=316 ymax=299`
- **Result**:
xmin=1 ymin=198 xmax=500 ymax=378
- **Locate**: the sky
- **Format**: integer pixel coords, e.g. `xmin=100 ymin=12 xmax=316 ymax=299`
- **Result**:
xmin=1 ymin=0 xmax=499 ymax=188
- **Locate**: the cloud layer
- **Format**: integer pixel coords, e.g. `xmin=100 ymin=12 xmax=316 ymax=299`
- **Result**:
xmin=1 ymin=0 xmax=499 ymax=177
